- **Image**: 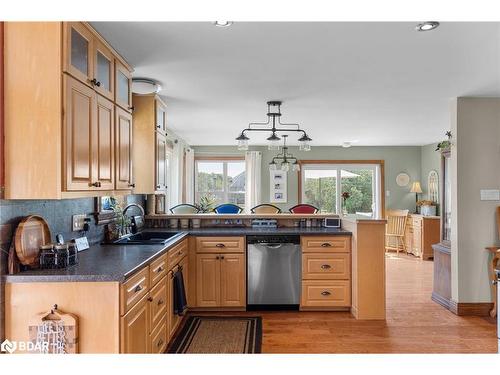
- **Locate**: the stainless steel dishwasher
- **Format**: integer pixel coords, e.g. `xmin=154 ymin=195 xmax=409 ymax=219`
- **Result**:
xmin=247 ymin=235 xmax=301 ymax=309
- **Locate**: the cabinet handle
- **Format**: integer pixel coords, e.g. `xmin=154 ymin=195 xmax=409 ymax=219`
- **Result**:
xmin=147 ymin=296 xmax=153 ymax=302
xmin=216 ymin=256 xmax=220 ymax=260
xmin=321 ymin=291 xmax=331 ymax=296
xmin=215 ymin=243 xmax=225 ymax=248
xmin=321 ymin=243 xmax=332 ymax=247
xmin=321 ymin=264 xmax=331 ymax=270
xmin=156 ymin=266 xmax=164 ymax=273
xmin=220 ymin=255 xmax=224 ymax=260
xmin=129 ymin=106 xmax=135 ymax=112
xmin=129 ymin=183 xmax=136 ymax=188
xmin=90 ymin=78 xmax=101 ymax=87
xmin=156 ymin=185 xmax=161 ymax=189
xmin=90 ymin=181 xmax=102 ymax=187
xmin=157 ymin=339 xmax=164 ymax=347
xmin=158 ymin=299 xmax=164 ymax=305
xmin=134 ymin=285 xmax=143 ymax=293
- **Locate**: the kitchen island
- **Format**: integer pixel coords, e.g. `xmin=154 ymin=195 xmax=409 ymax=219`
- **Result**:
xmin=4 ymin=216 xmax=386 ymax=353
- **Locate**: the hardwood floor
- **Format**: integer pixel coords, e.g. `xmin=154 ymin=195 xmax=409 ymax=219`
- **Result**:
xmin=192 ymin=254 xmax=498 ymax=353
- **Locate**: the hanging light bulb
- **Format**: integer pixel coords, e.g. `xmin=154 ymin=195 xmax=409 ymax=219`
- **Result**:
xmin=281 ymin=161 xmax=290 ymax=172
xmin=298 ymin=133 xmax=312 ymax=151
xmin=269 ymin=160 xmax=277 ymax=171
xmin=236 ymin=133 xmax=249 ymax=150
xmin=267 ymin=132 xmax=281 ymax=151
xmin=292 ymin=161 xmax=300 ymax=172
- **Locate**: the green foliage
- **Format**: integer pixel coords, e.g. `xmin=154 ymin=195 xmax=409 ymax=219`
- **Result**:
xmin=304 ymin=177 xmax=337 ymax=213
xmin=196 ymin=194 xmax=217 ymax=213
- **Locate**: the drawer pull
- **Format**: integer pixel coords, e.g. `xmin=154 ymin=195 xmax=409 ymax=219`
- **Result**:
xmin=156 ymin=266 xmax=164 ymax=273
xmin=321 ymin=291 xmax=331 ymax=296
xmin=134 ymin=285 xmax=143 ymax=293
xmin=157 ymin=339 xmax=164 ymax=347
xmin=215 ymin=243 xmax=226 ymax=248
xmin=321 ymin=243 xmax=332 ymax=247
xmin=178 ymin=251 xmax=182 ymax=255
xmin=158 ymin=299 xmax=164 ymax=305
xmin=321 ymin=264 xmax=331 ymax=270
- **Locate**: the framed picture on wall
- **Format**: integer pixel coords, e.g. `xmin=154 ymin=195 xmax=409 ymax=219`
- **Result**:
xmin=270 ymin=170 xmax=287 ymax=203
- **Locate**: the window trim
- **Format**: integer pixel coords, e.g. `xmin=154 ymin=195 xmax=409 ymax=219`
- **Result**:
xmin=298 ymin=160 xmax=385 ymax=218
xmin=194 ymin=156 xmax=246 ymax=207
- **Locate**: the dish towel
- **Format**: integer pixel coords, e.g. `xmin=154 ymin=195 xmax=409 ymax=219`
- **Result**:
xmin=173 ymin=269 xmax=188 ymax=316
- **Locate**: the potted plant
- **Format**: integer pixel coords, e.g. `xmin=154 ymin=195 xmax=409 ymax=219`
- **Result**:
xmin=435 ymin=131 xmax=452 ymax=152
xmin=341 ymin=191 xmax=350 ymax=216
xmin=196 ymin=194 xmax=216 ymax=213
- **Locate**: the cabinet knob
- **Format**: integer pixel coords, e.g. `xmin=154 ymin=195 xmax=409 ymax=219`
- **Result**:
xmin=216 ymin=256 xmax=220 ymax=260
xmin=158 ymin=299 xmax=164 ymax=305
xmin=321 ymin=291 xmax=331 ymax=296
xmin=129 ymin=183 xmax=136 ymax=188
xmin=157 ymin=339 xmax=164 ymax=347
xmin=90 ymin=78 xmax=101 ymax=87
xmin=156 ymin=185 xmax=161 ymax=189
xmin=129 ymin=106 xmax=135 ymax=112
xmin=220 ymin=255 xmax=224 ymax=260
xmin=147 ymin=296 xmax=153 ymax=302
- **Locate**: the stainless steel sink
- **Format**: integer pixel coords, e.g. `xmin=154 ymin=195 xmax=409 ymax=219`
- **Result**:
xmin=113 ymin=231 xmax=180 ymax=245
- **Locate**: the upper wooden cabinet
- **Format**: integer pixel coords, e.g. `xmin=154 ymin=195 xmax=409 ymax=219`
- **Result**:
xmin=132 ymin=94 xmax=170 ymax=194
xmin=116 ymin=60 xmax=133 ymax=112
xmin=4 ymin=22 xmax=133 ymax=199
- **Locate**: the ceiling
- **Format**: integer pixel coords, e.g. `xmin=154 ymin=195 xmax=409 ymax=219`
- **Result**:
xmin=92 ymin=22 xmax=500 ymax=146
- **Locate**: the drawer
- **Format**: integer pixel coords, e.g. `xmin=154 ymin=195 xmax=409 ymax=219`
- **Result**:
xmin=150 ymin=253 xmax=168 ymax=286
xmin=301 ymin=236 xmax=351 ymax=253
xmin=149 ymin=278 xmax=167 ymax=330
xmin=196 ymin=236 xmax=244 ymax=254
xmin=412 ymin=216 xmax=423 ymax=228
xmin=150 ymin=320 xmax=167 ymax=354
xmin=121 ymin=267 xmax=150 ymax=315
xmin=301 ymin=280 xmax=351 ymax=307
xmin=168 ymin=239 xmax=188 ymax=269
xmin=302 ymin=253 xmax=350 ymax=280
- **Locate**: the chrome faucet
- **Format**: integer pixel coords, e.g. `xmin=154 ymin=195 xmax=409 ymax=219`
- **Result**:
xmin=122 ymin=203 xmax=145 ymax=234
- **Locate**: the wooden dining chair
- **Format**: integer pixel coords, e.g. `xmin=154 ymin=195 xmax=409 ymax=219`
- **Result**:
xmin=250 ymin=204 xmax=282 ymax=214
xmin=385 ymin=209 xmax=409 ymax=256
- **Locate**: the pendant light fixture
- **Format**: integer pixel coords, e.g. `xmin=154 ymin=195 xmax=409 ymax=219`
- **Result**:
xmin=236 ymin=101 xmax=312 ymax=151
xmin=269 ymin=135 xmax=301 ymax=172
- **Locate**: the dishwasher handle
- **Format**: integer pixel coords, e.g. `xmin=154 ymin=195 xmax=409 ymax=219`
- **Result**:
xmin=261 ymin=243 xmax=283 ymax=249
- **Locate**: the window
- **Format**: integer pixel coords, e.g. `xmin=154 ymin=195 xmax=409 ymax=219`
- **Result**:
xmin=300 ymin=162 xmax=383 ymax=218
xmin=195 ymin=159 xmax=246 ymax=208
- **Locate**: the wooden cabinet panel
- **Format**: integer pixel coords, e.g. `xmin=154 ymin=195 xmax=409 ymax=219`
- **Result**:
xmin=196 ymin=237 xmax=245 ymax=254
xmin=115 ymin=60 xmax=132 ymax=111
xmin=180 ymin=255 xmax=189 ymax=307
xmin=301 ymin=280 xmax=351 ymax=308
xmin=412 ymin=225 xmax=422 ymax=257
xmin=115 ymin=107 xmax=133 ymax=190
xmin=155 ymin=131 xmax=167 ymax=191
xmin=64 ymin=22 xmax=94 ymax=85
xmin=155 ymin=98 xmax=167 ymax=136
xmin=150 ymin=320 xmax=167 ymax=354
xmin=120 ymin=295 xmax=150 ymax=353
xmin=301 ymin=236 xmax=351 ymax=253
xmin=220 ymin=253 xmax=246 ymax=307
xmin=168 ymin=239 xmax=188 ymax=269
xmin=93 ymin=40 xmax=114 ymax=101
xmin=196 ymin=253 xmax=221 ymax=307
xmin=120 ymin=267 xmax=149 ymax=315
xmin=149 ymin=278 xmax=167 ymax=330
xmin=167 ymin=271 xmax=180 ymax=339
xmin=95 ymin=95 xmax=114 ymax=190
xmin=150 ymin=253 xmax=168 ymax=287
xmin=302 ymin=253 xmax=350 ymax=280
xmin=64 ymin=76 xmax=95 ymax=191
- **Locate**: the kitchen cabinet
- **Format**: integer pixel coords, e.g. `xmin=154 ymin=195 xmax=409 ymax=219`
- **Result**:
xmin=116 ymin=60 xmax=133 ymax=112
xmin=115 ymin=107 xmax=134 ymax=190
xmin=120 ymin=295 xmax=150 ymax=354
xmin=4 ymin=22 xmax=133 ymax=199
xmin=300 ymin=235 xmax=351 ymax=310
xmin=132 ymin=94 xmax=171 ymax=194
xmin=194 ymin=237 xmax=246 ymax=308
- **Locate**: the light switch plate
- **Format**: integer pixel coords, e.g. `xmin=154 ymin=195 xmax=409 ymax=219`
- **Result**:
xmin=72 ymin=214 xmax=86 ymax=231
xmin=73 ymin=236 xmax=90 ymax=251
xmin=480 ymin=189 xmax=500 ymax=201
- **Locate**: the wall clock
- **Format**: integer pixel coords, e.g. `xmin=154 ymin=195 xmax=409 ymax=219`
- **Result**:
xmin=396 ymin=172 xmax=410 ymax=187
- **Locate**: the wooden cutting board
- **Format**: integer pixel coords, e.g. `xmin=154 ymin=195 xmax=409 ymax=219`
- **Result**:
xmin=14 ymin=215 xmax=51 ymax=267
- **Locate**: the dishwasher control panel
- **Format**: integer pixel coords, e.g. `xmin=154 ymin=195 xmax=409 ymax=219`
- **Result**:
xmin=247 ymin=235 xmax=300 ymax=245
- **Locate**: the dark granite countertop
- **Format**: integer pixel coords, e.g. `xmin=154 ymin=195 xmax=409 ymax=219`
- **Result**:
xmin=3 ymin=227 xmax=350 ymax=283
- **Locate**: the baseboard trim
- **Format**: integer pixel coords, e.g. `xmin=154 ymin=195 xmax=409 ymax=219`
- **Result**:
xmin=449 ymin=300 xmax=494 ymax=317
xmin=431 ymin=292 xmax=451 ymax=309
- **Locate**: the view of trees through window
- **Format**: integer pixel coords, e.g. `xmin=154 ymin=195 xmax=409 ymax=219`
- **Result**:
xmin=195 ymin=160 xmax=246 ymax=209
xmin=303 ymin=166 xmax=375 ymax=215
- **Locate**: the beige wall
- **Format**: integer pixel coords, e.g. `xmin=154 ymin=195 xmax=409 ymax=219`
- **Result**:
xmin=451 ymin=97 xmax=500 ymax=303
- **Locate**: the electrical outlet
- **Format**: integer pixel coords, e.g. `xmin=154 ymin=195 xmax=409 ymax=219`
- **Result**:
xmin=72 ymin=214 xmax=86 ymax=231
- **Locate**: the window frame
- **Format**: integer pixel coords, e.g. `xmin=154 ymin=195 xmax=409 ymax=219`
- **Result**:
xmin=298 ymin=160 xmax=385 ymax=219
xmin=194 ymin=156 xmax=246 ymax=207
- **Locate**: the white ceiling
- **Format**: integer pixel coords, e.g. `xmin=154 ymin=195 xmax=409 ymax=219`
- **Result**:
xmin=92 ymin=22 xmax=500 ymax=146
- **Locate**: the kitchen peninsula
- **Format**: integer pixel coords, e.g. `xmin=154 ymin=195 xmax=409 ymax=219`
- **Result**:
xmin=4 ymin=214 xmax=386 ymax=353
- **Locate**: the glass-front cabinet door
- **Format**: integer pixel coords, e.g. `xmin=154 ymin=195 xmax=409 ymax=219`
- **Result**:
xmin=115 ymin=60 xmax=133 ymax=112
xmin=64 ymin=22 xmax=94 ymax=85
xmin=94 ymin=41 xmax=115 ymax=101
xmin=155 ymin=99 xmax=167 ymax=135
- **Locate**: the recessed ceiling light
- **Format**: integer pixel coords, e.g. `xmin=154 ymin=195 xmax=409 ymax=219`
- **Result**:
xmin=415 ymin=21 xmax=440 ymax=32
xmin=213 ymin=21 xmax=233 ymax=28
xmin=132 ymin=78 xmax=162 ymax=95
